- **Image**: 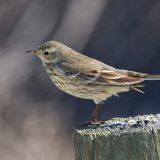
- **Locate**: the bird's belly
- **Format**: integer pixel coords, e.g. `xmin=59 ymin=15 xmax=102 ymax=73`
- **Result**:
xmin=53 ymin=80 xmax=99 ymax=99
xmin=49 ymin=73 xmax=107 ymax=100
xmin=49 ymin=71 xmax=129 ymax=100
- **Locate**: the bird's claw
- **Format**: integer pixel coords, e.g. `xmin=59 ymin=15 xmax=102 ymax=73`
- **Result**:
xmin=75 ymin=120 xmax=105 ymax=127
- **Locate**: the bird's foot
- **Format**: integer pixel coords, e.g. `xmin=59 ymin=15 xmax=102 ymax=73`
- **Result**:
xmin=75 ymin=120 xmax=104 ymax=127
xmin=90 ymin=120 xmax=104 ymax=125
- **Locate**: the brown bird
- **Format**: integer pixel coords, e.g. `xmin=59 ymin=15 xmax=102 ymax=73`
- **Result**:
xmin=27 ymin=41 xmax=160 ymax=124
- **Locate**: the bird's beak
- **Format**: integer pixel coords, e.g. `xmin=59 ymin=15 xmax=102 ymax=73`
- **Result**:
xmin=25 ymin=50 xmax=36 ymax=55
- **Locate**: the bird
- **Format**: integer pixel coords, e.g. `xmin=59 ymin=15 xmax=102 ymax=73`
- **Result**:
xmin=27 ymin=41 xmax=160 ymax=124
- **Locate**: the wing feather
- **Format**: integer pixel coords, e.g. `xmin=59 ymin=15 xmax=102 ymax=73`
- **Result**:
xmin=99 ymin=69 xmax=144 ymax=85
xmin=55 ymin=60 xmax=144 ymax=85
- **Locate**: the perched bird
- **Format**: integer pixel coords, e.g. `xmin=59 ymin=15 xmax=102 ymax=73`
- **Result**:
xmin=27 ymin=41 xmax=160 ymax=124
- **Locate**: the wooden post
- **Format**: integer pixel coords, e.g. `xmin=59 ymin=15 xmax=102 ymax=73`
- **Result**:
xmin=73 ymin=114 xmax=160 ymax=160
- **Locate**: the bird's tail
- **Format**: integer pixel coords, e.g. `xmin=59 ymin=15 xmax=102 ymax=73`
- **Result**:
xmin=144 ymin=74 xmax=160 ymax=80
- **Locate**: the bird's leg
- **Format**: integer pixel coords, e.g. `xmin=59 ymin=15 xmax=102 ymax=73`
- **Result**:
xmin=75 ymin=104 xmax=104 ymax=127
xmin=90 ymin=104 xmax=104 ymax=124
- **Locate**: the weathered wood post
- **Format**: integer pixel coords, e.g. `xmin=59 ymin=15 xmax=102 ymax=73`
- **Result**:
xmin=73 ymin=114 xmax=160 ymax=160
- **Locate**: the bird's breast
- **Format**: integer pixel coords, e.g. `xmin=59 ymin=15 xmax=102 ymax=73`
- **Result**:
xmin=43 ymin=64 xmax=129 ymax=101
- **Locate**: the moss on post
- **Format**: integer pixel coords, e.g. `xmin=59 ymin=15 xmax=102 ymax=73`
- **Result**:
xmin=73 ymin=114 xmax=160 ymax=160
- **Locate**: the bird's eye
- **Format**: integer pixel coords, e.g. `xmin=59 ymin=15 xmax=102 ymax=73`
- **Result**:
xmin=44 ymin=51 xmax=49 ymax=55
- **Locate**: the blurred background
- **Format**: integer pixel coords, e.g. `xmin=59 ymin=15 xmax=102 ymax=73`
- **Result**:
xmin=0 ymin=0 xmax=160 ymax=159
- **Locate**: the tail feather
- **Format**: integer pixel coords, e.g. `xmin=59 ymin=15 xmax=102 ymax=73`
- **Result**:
xmin=130 ymin=84 xmax=145 ymax=94
xmin=144 ymin=74 xmax=160 ymax=80
xmin=118 ymin=69 xmax=160 ymax=80
xmin=130 ymin=86 xmax=144 ymax=94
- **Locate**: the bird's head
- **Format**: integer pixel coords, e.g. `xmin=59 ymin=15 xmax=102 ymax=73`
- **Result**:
xmin=27 ymin=41 xmax=68 ymax=63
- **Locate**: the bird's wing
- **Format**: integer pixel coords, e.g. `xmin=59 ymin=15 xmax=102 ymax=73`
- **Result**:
xmin=55 ymin=61 xmax=101 ymax=84
xmin=56 ymin=60 xmax=145 ymax=85
xmin=98 ymin=69 xmax=144 ymax=85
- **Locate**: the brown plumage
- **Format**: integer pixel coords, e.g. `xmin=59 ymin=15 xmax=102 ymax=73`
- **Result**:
xmin=27 ymin=41 xmax=160 ymax=124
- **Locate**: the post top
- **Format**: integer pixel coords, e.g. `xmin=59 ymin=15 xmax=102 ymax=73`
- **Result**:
xmin=74 ymin=114 xmax=160 ymax=136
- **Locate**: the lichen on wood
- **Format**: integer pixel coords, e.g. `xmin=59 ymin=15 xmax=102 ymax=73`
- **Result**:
xmin=73 ymin=114 xmax=160 ymax=160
